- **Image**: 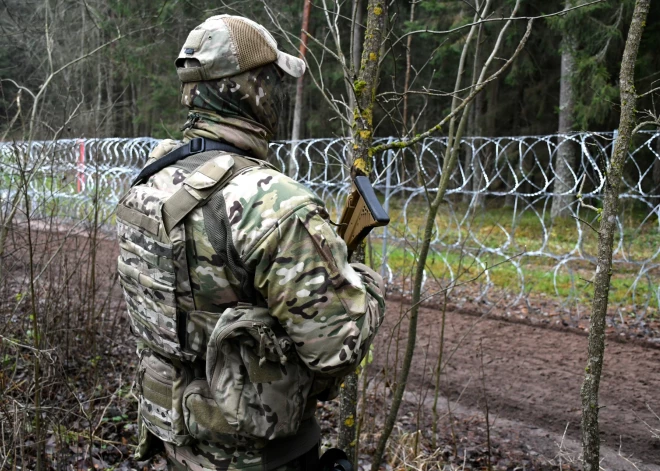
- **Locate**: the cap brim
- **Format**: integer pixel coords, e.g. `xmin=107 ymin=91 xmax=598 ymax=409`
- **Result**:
xmin=275 ymin=51 xmax=306 ymax=78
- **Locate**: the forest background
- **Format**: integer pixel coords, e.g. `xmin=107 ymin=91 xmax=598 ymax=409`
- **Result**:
xmin=2 ymin=0 xmax=659 ymax=142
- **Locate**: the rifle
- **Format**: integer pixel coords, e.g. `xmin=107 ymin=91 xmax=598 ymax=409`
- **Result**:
xmin=337 ymin=176 xmax=390 ymax=258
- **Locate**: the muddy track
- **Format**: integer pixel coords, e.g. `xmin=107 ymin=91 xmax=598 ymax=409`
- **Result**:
xmin=374 ymin=301 xmax=660 ymax=469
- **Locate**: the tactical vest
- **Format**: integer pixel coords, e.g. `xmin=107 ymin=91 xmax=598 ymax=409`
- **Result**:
xmin=116 ymin=147 xmax=315 ymax=454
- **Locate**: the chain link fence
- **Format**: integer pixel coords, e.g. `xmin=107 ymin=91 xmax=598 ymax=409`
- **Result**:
xmin=2 ymin=132 xmax=659 ymax=322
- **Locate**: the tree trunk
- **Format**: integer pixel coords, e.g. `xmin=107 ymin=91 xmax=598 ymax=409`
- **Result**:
xmin=473 ymin=79 xmax=499 ymax=208
xmin=95 ymin=32 xmax=102 ymax=134
xmin=551 ymin=0 xmax=578 ymax=220
xmin=290 ymin=0 xmax=311 ymax=142
xmin=338 ymin=2 xmax=366 ymax=463
xmin=80 ymin=1 xmax=86 ymax=134
xmin=463 ymin=97 xmax=477 ymax=204
xmin=402 ymin=1 xmax=414 ymax=132
xmin=348 ymin=0 xmax=365 ymax=119
xmin=470 ymin=85 xmax=489 ymax=208
xmin=131 ymin=80 xmax=139 ymax=137
xmin=289 ymin=0 xmax=311 ymax=176
xmin=349 ymin=0 xmax=385 ymax=178
xmin=338 ymin=370 xmax=359 ymax=465
xmin=653 ymin=132 xmax=660 ymax=194
xmin=580 ymin=2 xmax=649 ymax=470
xmin=505 ymin=84 xmax=524 ymax=208
xmin=466 ymin=22 xmax=487 ymax=207
xmin=105 ymin=55 xmax=114 ymax=137
xmin=337 ymin=1 xmax=386 ymax=464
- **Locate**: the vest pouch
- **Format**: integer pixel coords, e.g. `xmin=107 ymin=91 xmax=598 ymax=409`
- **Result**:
xmin=182 ymin=379 xmax=237 ymax=443
xmin=205 ymin=305 xmax=314 ymax=440
xmin=137 ymin=350 xmax=192 ymax=446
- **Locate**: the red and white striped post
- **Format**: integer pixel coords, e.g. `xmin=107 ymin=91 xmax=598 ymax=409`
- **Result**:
xmin=76 ymin=139 xmax=86 ymax=193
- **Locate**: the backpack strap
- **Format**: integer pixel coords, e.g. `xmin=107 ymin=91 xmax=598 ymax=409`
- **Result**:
xmin=161 ymin=153 xmax=259 ymax=235
xmin=132 ymin=137 xmax=254 ymax=187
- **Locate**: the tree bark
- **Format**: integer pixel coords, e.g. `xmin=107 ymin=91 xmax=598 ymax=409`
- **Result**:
xmin=470 ymin=83 xmax=490 ymax=208
xmin=105 ymin=54 xmax=114 ymax=137
xmin=653 ymin=131 xmax=660 ymax=194
xmin=551 ymin=0 xmax=578 ymax=220
xmin=352 ymin=0 xmax=365 ymax=76
xmin=402 ymin=1 xmax=414 ymax=132
xmin=349 ymin=0 xmax=385 ymax=179
xmin=95 ymin=30 xmax=102 ymax=134
xmin=472 ymin=80 xmax=499 ymax=208
xmin=465 ymin=17 xmax=486 ymax=206
xmin=463 ymin=97 xmax=477 ymax=204
xmin=289 ymin=0 xmax=311 ymax=177
xmin=347 ymin=0 xmax=365 ymax=122
xmin=337 ymin=369 xmax=359 ymax=465
xmin=290 ymin=0 xmax=311 ymax=143
xmin=580 ymin=1 xmax=649 ymax=470
xmin=131 ymin=79 xmax=138 ymax=137
xmin=337 ymin=0 xmax=386 ymax=464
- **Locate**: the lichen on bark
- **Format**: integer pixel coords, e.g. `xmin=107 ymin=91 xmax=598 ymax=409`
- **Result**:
xmin=337 ymin=0 xmax=387 ymax=465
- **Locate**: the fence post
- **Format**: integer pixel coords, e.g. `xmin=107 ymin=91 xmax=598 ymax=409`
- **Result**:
xmin=77 ymin=139 xmax=86 ymax=193
xmin=380 ymin=138 xmax=394 ymax=278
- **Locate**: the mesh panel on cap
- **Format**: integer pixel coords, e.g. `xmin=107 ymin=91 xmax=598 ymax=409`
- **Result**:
xmin=224 ymin=18 xmax=277 ymax=72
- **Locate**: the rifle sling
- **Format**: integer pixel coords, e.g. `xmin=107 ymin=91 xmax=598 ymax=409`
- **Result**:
xmin=132 ymin=137 xmax=253 ymax=187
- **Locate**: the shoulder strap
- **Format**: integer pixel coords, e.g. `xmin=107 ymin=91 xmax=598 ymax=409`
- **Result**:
xmin=132 ymin=137 xmax=254 ymax=187
xmin=161 ymin=153 xmax=259 ymax=235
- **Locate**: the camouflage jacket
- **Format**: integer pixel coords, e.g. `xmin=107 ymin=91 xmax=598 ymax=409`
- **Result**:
xmin=125 ymin=139 xmax=386 ymax=469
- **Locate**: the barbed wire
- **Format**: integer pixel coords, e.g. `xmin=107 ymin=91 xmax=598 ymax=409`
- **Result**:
xmin=1 ymin=132 xmax=659 ymax=323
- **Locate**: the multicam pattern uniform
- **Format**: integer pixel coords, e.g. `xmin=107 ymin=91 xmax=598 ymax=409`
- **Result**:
xmin=118 ymin=60 xmax=385 ymax=470
xmin=127 ymin=141 xmax=385 ymax=470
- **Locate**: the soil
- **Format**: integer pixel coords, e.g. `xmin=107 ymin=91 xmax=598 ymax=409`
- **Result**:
xmin=3 ymin=225 xmax=659 ymax=470
xmin=373 ymin=300 xmax=660 ymax=470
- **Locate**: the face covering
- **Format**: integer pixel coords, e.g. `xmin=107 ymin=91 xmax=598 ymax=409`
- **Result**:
xmin=180 ymin=63 xmax=285 ymax=159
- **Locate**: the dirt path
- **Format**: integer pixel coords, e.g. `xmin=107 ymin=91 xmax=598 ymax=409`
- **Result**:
xmin=375 ymin=301 xmax=660 ymax=470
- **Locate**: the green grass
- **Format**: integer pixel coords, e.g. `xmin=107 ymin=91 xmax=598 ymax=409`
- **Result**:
xmin=367 ymin=200 xmax=660 ymax=311
xmin=383 ymin=200 xmax=659 ymax=261
xmin=368 ymin=243 xmax=659 ymax=311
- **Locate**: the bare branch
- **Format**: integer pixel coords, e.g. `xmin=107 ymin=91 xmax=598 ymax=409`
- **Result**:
xmin=371 ymin=19 xmax=534 ymax=155
xmin=573 ymin=216 xmax=601 ymax=235
xmin=387 ymin=0 xmax=605 ymax=52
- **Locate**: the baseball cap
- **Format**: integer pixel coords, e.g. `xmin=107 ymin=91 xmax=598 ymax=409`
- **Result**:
xmin=175 ymin=15 xmax=306 ymax=82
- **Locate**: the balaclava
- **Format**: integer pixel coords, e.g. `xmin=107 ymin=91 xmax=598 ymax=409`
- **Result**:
xmin=180 ymin=64 xmax=284 ymax=159
xmin=175 ymin=15 xmax=305 ymax=159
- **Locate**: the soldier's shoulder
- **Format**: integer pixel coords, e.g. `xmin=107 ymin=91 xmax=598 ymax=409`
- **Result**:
xmin=148 ymin=139 xmax=181 ymax=162
xmin=228 ymin=164 xmax=322 ymax=209
xmin=223 ymin=165 xmax=323 ymax=256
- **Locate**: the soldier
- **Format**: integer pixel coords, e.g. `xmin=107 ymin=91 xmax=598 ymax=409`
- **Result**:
xmin=116 ymin=15 xmax=385 ymax=471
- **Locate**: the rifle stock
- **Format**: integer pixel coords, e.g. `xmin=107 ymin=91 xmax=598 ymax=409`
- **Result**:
xmin=337 ymin=176 xmax=390 ymax=258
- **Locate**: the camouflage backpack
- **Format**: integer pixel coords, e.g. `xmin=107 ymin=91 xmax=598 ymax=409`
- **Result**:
xmin=116 ymin=142 xmax=314 ymax=455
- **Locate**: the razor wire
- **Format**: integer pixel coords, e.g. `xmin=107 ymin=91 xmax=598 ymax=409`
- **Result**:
xmin=1 ymin=132 xmax=659 ymax=322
